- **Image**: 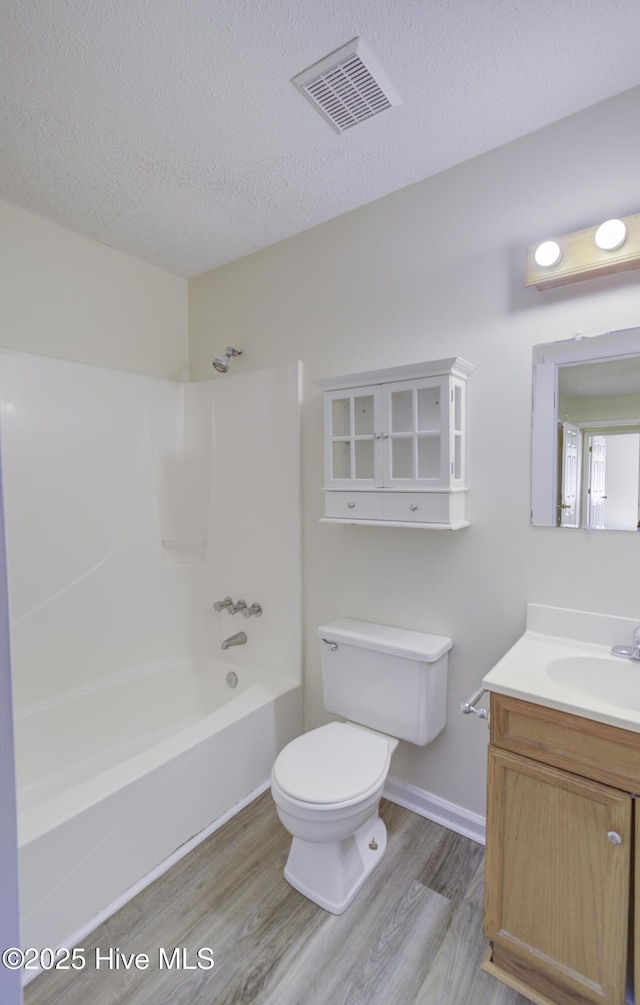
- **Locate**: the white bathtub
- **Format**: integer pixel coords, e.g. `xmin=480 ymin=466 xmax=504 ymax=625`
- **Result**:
xmin=15 ymin=658 xmax=301 ymax=956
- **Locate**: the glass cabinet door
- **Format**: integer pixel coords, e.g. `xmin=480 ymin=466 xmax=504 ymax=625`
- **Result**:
xmin=382 ymin=377 xmax=449 ymax=487
xmin=451 ymin=379 xmax=465 ymax=485
xmin=324 ymin=387 xmax=380 ymax=487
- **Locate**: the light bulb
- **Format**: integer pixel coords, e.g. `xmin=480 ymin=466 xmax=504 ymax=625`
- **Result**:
xmin=594 ymin=219 xmax=626 ymax=251
xmin=534 ymin=240 xmax=562 ymax=268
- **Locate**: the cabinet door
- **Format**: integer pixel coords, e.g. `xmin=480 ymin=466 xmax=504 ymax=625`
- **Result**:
xmin=381 ymin=377 xmax=452 ymax=489
xmin=485 ymin=747 xmax=631 ymax=1005
xmin=636 ymin=817 xmax=640 ymax=1005
xmin=323 ymin=386 xmax=382 ymax=489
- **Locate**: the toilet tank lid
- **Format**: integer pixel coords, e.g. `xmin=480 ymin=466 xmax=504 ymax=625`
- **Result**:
xmin=317 ymin=619 xmax=452 ymax=661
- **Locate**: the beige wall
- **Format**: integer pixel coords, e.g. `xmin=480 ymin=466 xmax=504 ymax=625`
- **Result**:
xmin=189 ymin=86 xmax=640 ymax=822
xmin=0 ymin=200 xmax=188 ymax=379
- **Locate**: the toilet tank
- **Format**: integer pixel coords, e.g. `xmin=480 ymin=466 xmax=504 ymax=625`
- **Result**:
xmin=317 ymin=619 xmax=452 ymax=746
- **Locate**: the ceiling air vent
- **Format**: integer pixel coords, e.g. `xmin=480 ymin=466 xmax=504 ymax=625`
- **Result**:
xmin=292 ymin=37 xmax=401 ymax=134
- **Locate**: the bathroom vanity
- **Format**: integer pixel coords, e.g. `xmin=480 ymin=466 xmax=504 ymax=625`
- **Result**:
xmin=313 ymin=357 xmax=473 ymax=528
xmin=482 ymin=605 xmax=640 ymax=1005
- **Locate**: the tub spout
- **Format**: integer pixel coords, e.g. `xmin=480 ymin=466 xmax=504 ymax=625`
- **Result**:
xmin=221 ymin=631 xmax=247 ymax=650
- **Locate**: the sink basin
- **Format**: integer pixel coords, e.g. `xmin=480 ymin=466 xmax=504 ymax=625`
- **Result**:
xmin=546 ymin=655 xmax=640 ymax=711
xmin=481 ymin=605 xmax=640 ymax=733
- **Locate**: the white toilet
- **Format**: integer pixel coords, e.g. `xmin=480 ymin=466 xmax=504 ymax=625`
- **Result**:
xmin=271 ymin=618 xmax=452 ymax=914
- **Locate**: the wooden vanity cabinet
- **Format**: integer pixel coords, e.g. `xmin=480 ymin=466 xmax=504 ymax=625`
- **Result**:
xmin=483 ymin=693 xmax=640 ymax=1005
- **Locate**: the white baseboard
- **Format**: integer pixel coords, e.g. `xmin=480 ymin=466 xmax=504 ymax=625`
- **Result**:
xmin=384 ymin=775 xmax=486 ymax=846
xmin=23 ymin=780 xmax=271 ymax=986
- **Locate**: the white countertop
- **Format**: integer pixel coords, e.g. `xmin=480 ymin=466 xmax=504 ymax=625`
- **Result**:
xmin=481 ymin=604 xmax=640 ymax=734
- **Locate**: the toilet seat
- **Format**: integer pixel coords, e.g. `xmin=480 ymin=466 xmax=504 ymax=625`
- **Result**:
xmin=272 ymin=722 xmax=392 ymax=805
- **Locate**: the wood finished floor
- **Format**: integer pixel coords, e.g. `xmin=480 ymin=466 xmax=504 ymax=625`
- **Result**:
xmin=25 ymin=793 xmax=530 ymax=1005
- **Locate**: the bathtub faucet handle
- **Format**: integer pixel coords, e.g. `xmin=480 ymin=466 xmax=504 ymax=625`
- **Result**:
xmin=213 ymin=596 xmax=233 ymax=612
xmin=242 ymin=603 xmax=263 ymax=619
xmin=228 ymin=599 xmax=248 ymax=615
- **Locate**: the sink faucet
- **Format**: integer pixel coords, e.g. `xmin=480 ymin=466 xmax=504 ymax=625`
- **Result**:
xmin=611 ymin=625 xmax=640 ymax=660
xmin=221 ymin=631 xmax=247 ymax=650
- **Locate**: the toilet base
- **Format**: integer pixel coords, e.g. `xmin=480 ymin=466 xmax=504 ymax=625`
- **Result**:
xmin=283 ymin=811 xmax=388 ymax=914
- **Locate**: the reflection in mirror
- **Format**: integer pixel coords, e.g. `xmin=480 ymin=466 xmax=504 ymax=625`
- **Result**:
xmin=531 ymin=328 xmax=640 ymax=530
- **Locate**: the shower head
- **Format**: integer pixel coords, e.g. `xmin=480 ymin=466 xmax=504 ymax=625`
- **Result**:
xmin=212 ymin=346 xmax=243 ymax=373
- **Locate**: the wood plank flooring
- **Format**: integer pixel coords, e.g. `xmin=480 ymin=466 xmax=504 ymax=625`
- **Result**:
xmin=25 ymin=793 xmax=530 ymax=1005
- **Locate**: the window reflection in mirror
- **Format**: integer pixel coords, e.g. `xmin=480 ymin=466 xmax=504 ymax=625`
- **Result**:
xmin=531 ymin=328 xmax=640 ymax=530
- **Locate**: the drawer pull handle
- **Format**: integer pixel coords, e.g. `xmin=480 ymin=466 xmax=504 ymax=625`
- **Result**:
xmin=607 ymin=831 xmax=623 ymax=845
xmin=409 ymin=504 xmax=418 ymax=511
xmin=347 ymin=501 xmax=356 ymax=509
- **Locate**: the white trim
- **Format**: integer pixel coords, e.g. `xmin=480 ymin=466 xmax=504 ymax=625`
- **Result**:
xmin=533 ymin=327 xmax=640 ymax=367
xmin=531 ymin=326 xmax=640 ymax=527
xmin=383 ymin=775 xmax=486 ymax=846
xmin=319 ymin=518 xmax=469 ymax=529
xmin=531 ymin=360 xmax=558 ymax=526
xmin=313 ymin=357 xmax=474 ymax=391
xmin=23 ymin=780 xmax=271 ymax=986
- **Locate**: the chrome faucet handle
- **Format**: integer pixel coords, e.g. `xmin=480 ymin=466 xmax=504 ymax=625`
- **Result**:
xmin=229 ymin=599 xmax=247 ymax=615
xmin=242 ymin=603 xmax=263 ymax=619
xmin=213 ymin=596 xmax=233 ymax=612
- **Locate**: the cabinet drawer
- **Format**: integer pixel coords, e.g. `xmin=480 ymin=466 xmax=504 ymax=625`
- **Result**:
xmin=491 ymin=693 xmax=640 ymax=792
xmin=324 ymin=491 xmax=383 ymax=520
xmin=381 ymin=492 xmax=455 ymax=524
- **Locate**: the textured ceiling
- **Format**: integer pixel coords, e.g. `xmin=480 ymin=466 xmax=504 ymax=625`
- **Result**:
xmin=2 ymin=0 xmax=640 ymax=278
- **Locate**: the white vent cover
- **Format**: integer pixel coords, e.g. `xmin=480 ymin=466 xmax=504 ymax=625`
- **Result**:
xmin=292 ymin=37 xmax=401 ymax=134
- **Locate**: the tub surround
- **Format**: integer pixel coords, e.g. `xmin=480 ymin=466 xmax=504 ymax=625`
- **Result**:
xmin=0 ymin=350 xmax=302 ymax=958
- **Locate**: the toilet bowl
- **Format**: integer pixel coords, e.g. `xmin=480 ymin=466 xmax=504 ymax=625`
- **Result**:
xmin=271 ymin=721 xmax=398 ymax=914
xmin=271 ymin=618 xmax=452 ymax=914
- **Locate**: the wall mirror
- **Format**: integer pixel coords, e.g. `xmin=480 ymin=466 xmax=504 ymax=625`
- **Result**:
xmin=531 ymin=326 xmax=640 ymax=530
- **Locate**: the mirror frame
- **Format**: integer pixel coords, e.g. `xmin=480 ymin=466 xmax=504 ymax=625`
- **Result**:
xmin=531 ymin=326 xmax=640 ymax=527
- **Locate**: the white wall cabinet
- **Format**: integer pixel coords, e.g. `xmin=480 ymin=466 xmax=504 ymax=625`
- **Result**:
xmin=314 ymin=358 xmax=473 ymax=529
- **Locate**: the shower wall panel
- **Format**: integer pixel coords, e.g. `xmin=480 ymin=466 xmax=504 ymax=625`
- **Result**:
xmin=0 ymin=351 xmax=302 ymax=713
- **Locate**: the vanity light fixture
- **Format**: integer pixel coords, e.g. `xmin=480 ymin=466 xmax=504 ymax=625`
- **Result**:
xmin=526 ymin=210 xmax=640 ymax=290
xmin=594 ymin=218 xmax=627 ymax=251
xmin=533 ymin=240 xmax=562 ymax=268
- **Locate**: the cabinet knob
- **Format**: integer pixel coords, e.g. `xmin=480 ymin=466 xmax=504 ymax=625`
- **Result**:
xmin=607 ymin=831 xmax=623 ymax=845
xmin=409 ymin=504 xmax=418 ymax=511
xmin=347 ymin=501 xmax=356 ymax=509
